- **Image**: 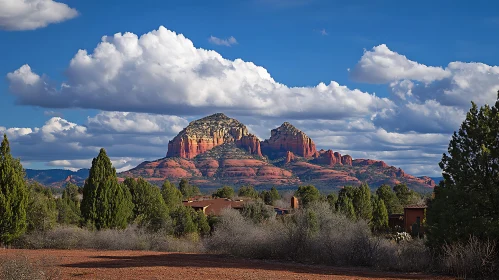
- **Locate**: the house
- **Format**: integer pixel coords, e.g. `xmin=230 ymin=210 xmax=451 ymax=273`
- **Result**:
xmin=404 ymin=205 xmax=426 ymax=235
xmin=183 ymin=198 xmax=246 ymax=216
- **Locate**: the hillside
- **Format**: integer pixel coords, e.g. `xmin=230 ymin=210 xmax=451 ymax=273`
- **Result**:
xmin=121 ymin=113 xmax=435 ymax=192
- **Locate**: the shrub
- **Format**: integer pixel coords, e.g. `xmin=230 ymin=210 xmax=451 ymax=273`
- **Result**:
xmin=441 ymin=236 xmax=498 ymax=279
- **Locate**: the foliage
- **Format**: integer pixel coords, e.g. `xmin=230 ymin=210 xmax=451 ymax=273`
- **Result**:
xmin=294 ymin=185 xmax=320 ymax=208
xmin=260 ymin=187 xmax=280 ymax=205
xmin=80 ymin=148 xmax=133 ymax=230
xmin=241 ymin=200 xmax=276 ymax=223
xmin=237 ymin=185 xmax=259 ymax=198
xmin=371 ymin=196 xmax=388 ymax=232
xmin=26 ymin=183 xmax=57 ymax=232
xmin=178 ymin=179 xmax=201 ymax=199
xmin=376 ymin=184 xmax=402 ymax=214
xmin=160 ymin=180 xmax=182 ymax=209
xmin=170 ymin=206 xmax=198 ymax=237
xmin=124 ymin=177 xmax=171 ymax=232
xmin=0 ymin=134 xmax=28 ymax=244
xmin=326 ymin=192 xmax=338 ymax=212
xmin=212 ymin=185 xmax=234 ymax=199
xmin=56 ymin=183 xmax=81 ymax=225
xmin=393 ymin=184 xmax=419 ymax=207
xmin=193 ymin=210 xmax=210 ymax=237
xmin=353 ymin=183 xmax=372 ymax=221
xmin=427 ymin=93 xmax=499 ymax=248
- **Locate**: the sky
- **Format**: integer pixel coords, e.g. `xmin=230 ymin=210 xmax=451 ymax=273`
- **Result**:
xmin=1 ymin=0 xmax=499 ymax=176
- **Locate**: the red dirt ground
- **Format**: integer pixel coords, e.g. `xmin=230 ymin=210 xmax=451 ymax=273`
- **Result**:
xmin=0 ymin=249 xmax=454 ymax=280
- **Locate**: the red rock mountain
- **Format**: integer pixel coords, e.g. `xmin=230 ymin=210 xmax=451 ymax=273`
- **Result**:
xmin=166 ymin=113 xmax=261 ymax=159
xmin=261 ymin=122 xmax=317 ymax=158
xmin=122 ymin=113 xmax=436 ymax=192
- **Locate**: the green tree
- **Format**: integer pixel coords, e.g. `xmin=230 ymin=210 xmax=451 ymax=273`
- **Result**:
xmin=0 ymin=134 xmax=29 ymax=244
xmin=393 ymin=184 xmax=419 ymax=207
xmin=81 ymin=148 xmax=133 ymax=230
xmin=26 ymin=183 xmax=57 ymax=232
xmin=170 ymin=205 xmax=197 ymax=237
xmin=338 ymin=195 xmax=356 ymax=219
xmin=238 ymin=185 xmax=259 ymax=198
xmin=352 ymin=184 xmax=373 ymax=221
xmin=371 ymin=196 xmax=389 ymax=232
xmin=427 ymin=93 xmax=499 ymax=248
xmin=241 ymin=200 xmax=276 ymax=223
xmin=326 ymin=193 xmax=338 ymax=212
xmin=376 ymin=184 xmax=402 ymax=214
xmin=178 ymin=178 xmax=200 ymax=199
xmin=56 ymin=183 xmax=81 ymax=225
xmin=193 ymin=210 xmax=210 ymax=236
xmin=161 ymin=179 xmax=182 ymax=209
xmin=212 ymin=185 xmax=234 ymax=199
xmin=124 ymin=177 xmax=170 ymax=232
xmin=295 ymin=185 xmax=320 ymax=208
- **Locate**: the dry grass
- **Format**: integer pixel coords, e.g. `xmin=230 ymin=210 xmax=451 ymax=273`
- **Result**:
xmin=0 ymin=254 xmax=61 ymax=280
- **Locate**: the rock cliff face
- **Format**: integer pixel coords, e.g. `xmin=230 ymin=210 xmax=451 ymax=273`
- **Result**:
xmin=261 ymin=122 xmax=317 ymax=159
xmin=121 ymin=114 xmax=436 ymax=191
xmin=166 ymin=113 xmax=262 ymax=159
xmin=313 ymin=149 xmax=353 ymax=166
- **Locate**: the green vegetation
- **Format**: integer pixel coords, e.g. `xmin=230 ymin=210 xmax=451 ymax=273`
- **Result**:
xmin=237 ymin=185 xmax=259 ymax=198
xmin=427 ymin=92 xmax=499 ymax=250
xmin=212 ymin=185 xmax=234 ymax=199
xmin=295 ymin=185 xmax=320 ymax=207
xmin=56 ymin=183 xmax=81 ymax=225
xmin=26 ymin=182 xmax=57 ymax=232
xmin=0 ymin=134 xmax=29 ymax=245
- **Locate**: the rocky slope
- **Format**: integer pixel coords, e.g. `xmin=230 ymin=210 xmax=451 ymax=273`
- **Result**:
xmin=123 ymin=113 xmax=435 ymax=191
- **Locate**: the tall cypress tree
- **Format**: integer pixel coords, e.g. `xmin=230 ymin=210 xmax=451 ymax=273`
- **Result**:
xmin=81 ymin=148 xmax=133 ymax=229
xmin=161 ymin=179 xmax=182 ymax=209
xmin=371 ymin=196 xmax=389 ymax=231
xmin=353 ymin=183 xmax=373 ymax=221
xmin=0 ymin=134 xmax=28 ymax=244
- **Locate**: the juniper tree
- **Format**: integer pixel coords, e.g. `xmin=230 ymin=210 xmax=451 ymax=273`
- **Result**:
xmin=56 ymin=183 xmax=81 ymax=225
xmin=376 ymin=184 xmax=402 ymax=214
xmin=427 ymin=92 xmax=499 ymax=248
xmin=371 ymin=196 xmax=389 ymax=232
xmin=0 ymin=134 xmax=28 ymax=245
xmin=125 ymin=177 xmax=170 ymax=232
xmin=26 ymin=182 xmax=57 ymax=232
xmin=81 ymin=148 xmax=133 ymax=230
xmin=353 ymin=183 xmax=373 ymax=221
xmin=161 ymin=179 xmax=182 ymax=209
xmin=212 ymin=185 xmax=234 ymax=199
xmin=295 ymin=185 xmax=320 ymax=208
xmin=237 ymin=185 xmax=259 ymax=198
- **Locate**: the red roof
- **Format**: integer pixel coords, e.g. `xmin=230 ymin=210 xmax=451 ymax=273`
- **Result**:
xmin=183 ymin=198 xmax=247 ymax=216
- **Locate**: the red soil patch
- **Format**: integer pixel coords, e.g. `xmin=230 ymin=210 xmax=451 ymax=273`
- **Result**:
xmin=0 ymin=249 xmax=454 ymax=280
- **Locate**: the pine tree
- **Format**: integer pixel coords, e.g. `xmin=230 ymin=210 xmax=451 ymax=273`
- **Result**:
xmin=427 ymin=93 xmax=499 ymax=248
xmin=238 ymin=185 xmax=259 ymax=198
xmin=26 ymin=182 xmax=57 ymax=232
xmin=327 ymin=193 xmax=338 ymax=212
xmin=81 ymin=148 xmax=133 ymax=230
xmin=295 ymin=185 xmax=320 ymax=208
xmin=371 ymin=196 xmax=389 ymax=232
xmin=376 ymin=184 xmax=402 ymax=214
xmin=56 ymin=183 xmax=81 ymax=225
xmin=353 ymin=183 xmax=373 ymax=221
xmin=161 ymin=179 xmax=182 ymax=209
xmin=125 ymin=177 xmax=170 ymax=232
xmin=0 ymin=134 xmax=28 ymax=245
xmin=338 ymin=196 xmax=356 ymax=219
xmin=212 ymin=185 xmax=234 ymax=199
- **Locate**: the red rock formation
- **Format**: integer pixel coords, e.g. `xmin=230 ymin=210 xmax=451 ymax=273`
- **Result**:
xmin=352 ymin=159 xmax=388 ymax=168
xmin=261 ymin=122 xmax=317 ymax=158
xmin=166 ymin=113 xmax=262 ymax=159
xmin=341 ymin=155 xmax=353 ymax=166
xmin=285 ymin=151 xmax=297 ymax=164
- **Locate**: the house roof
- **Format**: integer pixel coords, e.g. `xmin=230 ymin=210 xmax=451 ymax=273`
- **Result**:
xmin=404 ymin=205 xmax=427 ymax=209
xmin=183 ymin=198 xmax=246 ymax=216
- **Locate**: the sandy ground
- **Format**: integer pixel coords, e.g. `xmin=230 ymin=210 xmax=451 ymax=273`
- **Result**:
xmin=0 ymin=249 xmax=454 ymax=280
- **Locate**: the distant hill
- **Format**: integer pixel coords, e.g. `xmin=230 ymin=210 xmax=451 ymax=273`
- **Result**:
xmin=430 ymin=177 xmax=444 ymax=184
xmin=25 ymin=168 xmax=89 ymax=188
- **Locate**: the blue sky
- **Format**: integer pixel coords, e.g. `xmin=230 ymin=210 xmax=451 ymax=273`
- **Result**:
xmin=1 ymin=0 xmax=499 ymax=176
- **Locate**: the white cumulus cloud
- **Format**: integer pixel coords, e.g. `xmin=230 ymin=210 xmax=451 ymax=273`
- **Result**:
xmin=7 ymin=26 xmax=394 ymax=120
xmin=0 ymin=0 xmax=78 ymax=31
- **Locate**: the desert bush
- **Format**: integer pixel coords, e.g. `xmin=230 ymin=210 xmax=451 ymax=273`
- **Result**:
xmin=375 ymin=238 xmax=432 ymax=272
xmin=441 ymin=236 xmax=498 ymax=279
xmin=0 ymin=255 xmax=61 ymax=280
xmin=13 ymin=225 xmax=203 ymax=253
